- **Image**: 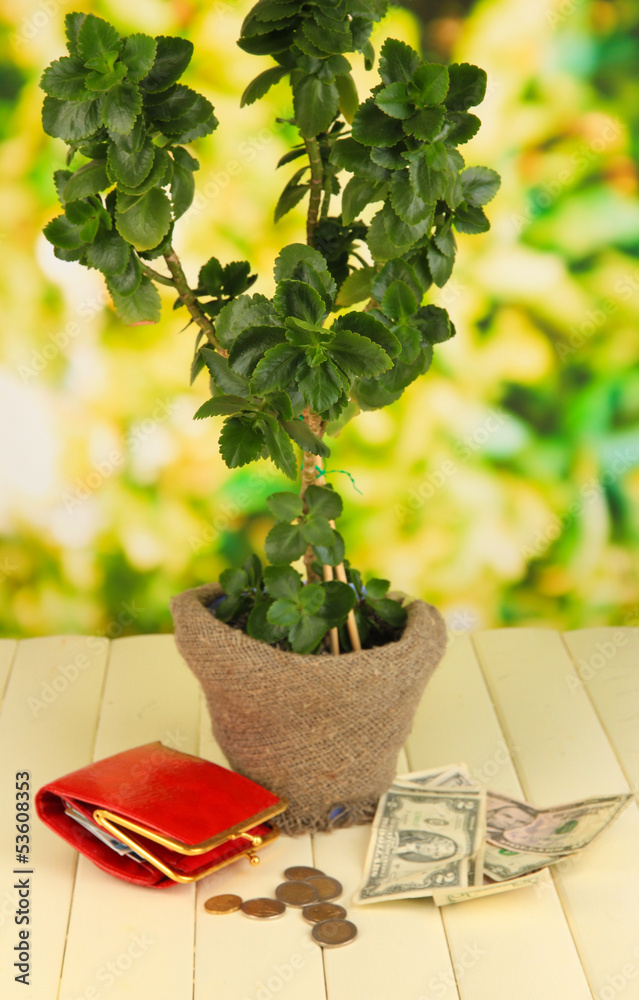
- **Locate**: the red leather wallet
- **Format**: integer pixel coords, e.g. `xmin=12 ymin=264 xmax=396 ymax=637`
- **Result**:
xmin=35 ymin=742 xmax=288 ymax=888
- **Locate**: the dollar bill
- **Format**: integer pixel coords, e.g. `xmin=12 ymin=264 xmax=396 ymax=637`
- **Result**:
xmin=486 ymin=789 xmax=632 ymax=854
xmin=395 ymin=763 xmax=477 ymax=790
xmin=354 ymin=786 xmax=485 ymax=904
xmin=483 ymin=842 xmax=574 ymax=881
xmin=432 ymin=868 xmax=550 ymax=906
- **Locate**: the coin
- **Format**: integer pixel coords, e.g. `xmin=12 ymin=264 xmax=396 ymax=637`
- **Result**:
xmin=240 ymin=897 xmax=286 ymax=919
xmin=275 ymin=880 xmax=319 ymax=907
xmin=312 ymin=918 xmax=357 ymax=948
xmin=204 ymin=893 xmax=242 ymax=914
xmin=303 ymin=875 xmax=342 ymax=901
xmin=284 ymin=866 xmax=325 ymax=881
xmin=302 ymin=902 xmax=347 ymax=925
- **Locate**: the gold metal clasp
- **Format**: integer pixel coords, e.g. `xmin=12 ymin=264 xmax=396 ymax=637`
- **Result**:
xmin=229 ymin=831 xmax=263 ymax=848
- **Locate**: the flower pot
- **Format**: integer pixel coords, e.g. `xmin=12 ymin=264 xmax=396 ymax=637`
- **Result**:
xmin=170 ymin=583 xmax=447 ymax=835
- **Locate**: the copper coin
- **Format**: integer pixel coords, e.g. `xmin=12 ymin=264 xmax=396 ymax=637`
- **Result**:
xmin=303 ymin=875 xmax=342 ymax=901
xmin=240 ymin=897 xmax=286 ymax=919
xmin=204 ymin=893 xmax=242 ymax=914
xmin=302 ymin=902 xmax=347 ymax=925
xmin=284 ymin=866 xmax=324 ymax=881
xmin=312 ymin=918 xmax=357 ymax=948
xmin=275 ymin=880 xmax=319 ymax=907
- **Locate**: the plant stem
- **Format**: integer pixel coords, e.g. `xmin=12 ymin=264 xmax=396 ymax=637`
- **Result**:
xmin=140 ymin=263 xmax=175 ymax=288
xmin=163 ymin=246 xmax=222 ymax=350
xmin=304 ymin=137 xmax=324 ymax=247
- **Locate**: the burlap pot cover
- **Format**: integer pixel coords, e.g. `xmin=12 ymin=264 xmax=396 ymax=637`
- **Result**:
xmin=170 ymin=583 xmax=447 ymax=835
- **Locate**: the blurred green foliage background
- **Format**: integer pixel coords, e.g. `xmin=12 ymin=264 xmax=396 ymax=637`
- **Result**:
xmin=0 ymin=0 xmax=638 ymax=640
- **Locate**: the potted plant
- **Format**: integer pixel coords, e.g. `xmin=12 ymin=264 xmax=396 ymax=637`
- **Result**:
xmin=40 ymin=3 xmax=500 ymax=833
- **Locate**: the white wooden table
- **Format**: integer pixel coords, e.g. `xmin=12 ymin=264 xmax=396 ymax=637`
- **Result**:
xmin=0 ymin=627 xmax=637 ymax=1000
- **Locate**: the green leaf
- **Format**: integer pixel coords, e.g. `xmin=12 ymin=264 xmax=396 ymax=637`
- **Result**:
xmin=77 ymin=14 xmax=121 ymax=74
xmin=194 ymin=395 xmax=255 ymax=419
xmin=117 ymin=148 xmax=170 ymax=197
xmin=261 ymin=414 xmax=298 ymax=480
xmin=265 ymin=521 xmax=307 ymax=563
xmin=229 ymin=326 xmax=287 ymax=377
xmin=198 ymin=257 xmax=223 ymax=295
xmin=328 ymin=329 xmax=392 ymax=377
xmin=171 ymin=162 xmax=195 ymax=219
xmin=86 ymin=63 xmax=127 ymax=92
xmin=444 ymin=62 xmax=487 ymax=111
xmin=274 ymin=280 xmax=326 ymax=325
xmin=426 ymin=243 xmax=454 ymax=287
xmin=333 ymin=311 xmax=400 ymax=358
xmin=318 ymin=579 xmax=357 ymax=625
xmin=263 ymin=565 xmax=302 ymax=601
xmin=382 ymin=280 xmax=418 ymax=320
xmin=101 ymin=80 xmax=142 ymax=135
xmin=42 ymin=96 xmax=100 ymax=141
xmin=410 ymin=63 xmax=449 ymax=106
xmin=461 ymin=166 xmax=501 ymax=206
xmin=216 ymin=293 xmax=278 ymax=349
xmin=288 ymin=615 xmax=327 ymax=654
xmin=311 ymin=528 xmax=345 ymax=567
xmin=120 ymin=34 xmax=157 ymax=82
xmin=267 ymin=599 xmax=301 ymax=628
xmin=406 ymin=142 xmax=448 ymax=203
xmin=85 ymin=228 xmax=130 ymax=275
xmin=403 ymin=106 xmax=444 ymax=141
xmin=241 ymin=65 xmax=288 ymax=107
xmin=299 ymin=583 xmax=325 ymax=615
xmin=297 ymin=359 xmax=345 ymax=412
xmin=43 ymin=215 xmax=83 ymax=250
xmin=366 ymin=207 xmax=406 ymax=261
xmin=280 ymin=418 xmax=330 ymax=458
xmin=352 ymin=98 xmax=404 ymax=148
xmin=220 ymin=567 xmax=248 ymax=596
xmin=142 ymin=36 xmax=194 ymax=93
xmin=390 ymin=169 xmax=432 ymax=225
xmin=336 ymin=267 xmax=375 ymax=307
xmin=453 ymin=203 xmax=490 ymax=234
xmin=274 ymin=181 xmax=309 ymax=223
xmin=441 ymin=111 xmax=481 ymax=145
xmin=266 ymin=493 xmax=303 ymax=522
xmin=218 ymin=417 xmax=265 ymax=469
xmin=305 ymin=484 xmax=343 ymax=520
xmin=293 ymin=74 xmax=339 ymax=137
xmin=107 ymin=135 xmax=154 ymax=187
xmin=115 ymin=187 xmax=172 ymax=251
xmin=335 ymin=72 xmax=358 ymax=123
xmin=378 ymin=38 xmax=420 ymax=86
xmin=416 ymin=304 xmax=455 ymax=344
xmin=302 ymin=515 xmax=335 ymax=548
xmin=264 ymin=390 xmax=293 ymax=420
xmin=341 ymin=176 xmax=385 ymax=226
xmin=246 ymin=598 xmax=288 ymax=644
xmin=375 ymin=82 xmax=413 ymax=119
xmin=110 ymin=276 xmax=161 ymax=325
xmin=40 ymin=56 xmax=89 ymax=100
xmin=353 ymin=377 xmax=402 ymax=410
xmin=383 ymin=201 xmax=431 ymax=247
xmin=202 ymin=348 xmax=251 ymax=396
xmin=106 ymin=252 xmax=142 ymax=298
xmin=250 ymin=343 xmax=302 ymax=395
xmin=62 ymin=159 xmax=110 ymax=201
xmin=365 ymin=578 xmax=389 ymax=600
xmin=373 ymin=259 xmax=424 ymax=301
xmin=367 ymin=596 xmax=407 ymax=628
xmin=146 ymin=85 xmax=214 ymax=130
xmin=330 ymin=137 xmax=389 ymax=182
xmin=65 ymin=12 xmax=86 ymax=56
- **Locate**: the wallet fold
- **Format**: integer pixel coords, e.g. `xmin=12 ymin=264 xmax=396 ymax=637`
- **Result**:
xmin=36 ymin=742 xmax=287 ymax=888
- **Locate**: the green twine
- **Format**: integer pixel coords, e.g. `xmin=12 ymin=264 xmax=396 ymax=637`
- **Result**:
xmin=297 ymin=462 xmax=363 ymax=494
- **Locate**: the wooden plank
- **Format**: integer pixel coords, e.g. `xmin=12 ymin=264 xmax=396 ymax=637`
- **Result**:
xmin=562 ymin=627 xmax=639 ymax=793
xmin=57 ymin=636 xmax=201 ymax=1000
xmin=0 ymin=639 xmax=17 ymax=707
xmin=406 ymin=634 xmax=593 ymax=1000
xmin=195 ymin=684 xmax=327 ymax=1000
xmin=0 ymin=636 xmax=109 ymax=1000
xmin=473 ymin=628 xmax=639 ymax=1000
